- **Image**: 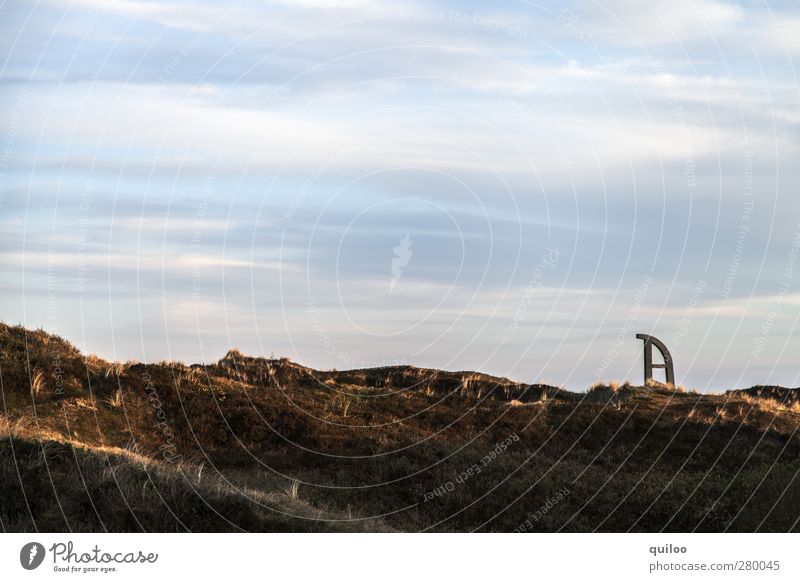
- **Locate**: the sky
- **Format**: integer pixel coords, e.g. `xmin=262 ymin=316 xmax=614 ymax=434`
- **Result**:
xmin=1 ymin=0 xmax=799 ymax=391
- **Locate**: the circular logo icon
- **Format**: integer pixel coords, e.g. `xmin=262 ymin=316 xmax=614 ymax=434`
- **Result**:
xmin=20 ymin=542 xmax=46 ymax=570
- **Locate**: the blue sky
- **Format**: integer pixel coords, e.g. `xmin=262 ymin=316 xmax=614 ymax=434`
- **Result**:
xmin=1 ymin=0 xmax=799 ymax=390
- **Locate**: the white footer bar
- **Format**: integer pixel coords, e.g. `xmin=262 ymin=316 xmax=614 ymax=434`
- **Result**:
xmin=1 ymin=533 xmax=796 ymax=581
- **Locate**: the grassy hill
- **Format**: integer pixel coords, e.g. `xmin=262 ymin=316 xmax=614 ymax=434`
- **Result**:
xmin=1 ymin=322 xmax=799 ymax=532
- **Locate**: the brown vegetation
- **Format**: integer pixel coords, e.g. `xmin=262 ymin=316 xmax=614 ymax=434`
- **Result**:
xmin=1 ymin=322 xmax=799 ymax=532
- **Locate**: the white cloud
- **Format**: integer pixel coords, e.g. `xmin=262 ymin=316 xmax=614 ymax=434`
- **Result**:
xmin=4 ymin=0 xmax=800 ymax=388
xmin=2 ymin=251 xmax=293 ymax=273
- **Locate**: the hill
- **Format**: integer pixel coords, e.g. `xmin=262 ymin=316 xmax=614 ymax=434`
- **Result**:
xmin=1 ymin=322 xmax=799 ymax=532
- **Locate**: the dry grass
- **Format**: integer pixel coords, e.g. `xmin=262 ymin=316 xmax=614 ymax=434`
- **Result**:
xmin=739 ymin=393 xmax=800 ymax=414
xmin=3 ymin=321 xmax=800 ymax=533
xmin=105 ymin=389 xmax=124 ymax=408
xmin=589 ymin=381 xmax=625 ymax=392
xmin=73 ymin=397 xmax=98 ymax=410
xmin=460 ymin=373 xmax=479 ymax=393
xmin=30 ymin=367 xmax=46 ymax=396
xmin=105 ymin=362 xmax=125 ymax=378
xmin=341 ymin=397 xmax=353 ymax=417
xmin=0 ymin=416 xmax=26 ymax=438
xmin=287 ymin=479 xmax=300 ymax=500
xmin=0 ymin=433 xmax=384 ymax=532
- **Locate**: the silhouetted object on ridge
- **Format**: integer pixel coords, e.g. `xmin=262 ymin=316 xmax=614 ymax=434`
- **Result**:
xmin=636 ymin=334 xmax=675 ymax=386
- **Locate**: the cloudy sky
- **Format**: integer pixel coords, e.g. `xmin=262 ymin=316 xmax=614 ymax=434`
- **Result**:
xmin=1 ymin=0 xmax=799 ymax=390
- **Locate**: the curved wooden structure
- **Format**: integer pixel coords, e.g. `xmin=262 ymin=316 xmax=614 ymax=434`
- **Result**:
xmin=636 ymin=334 xmax=675 ymax=386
